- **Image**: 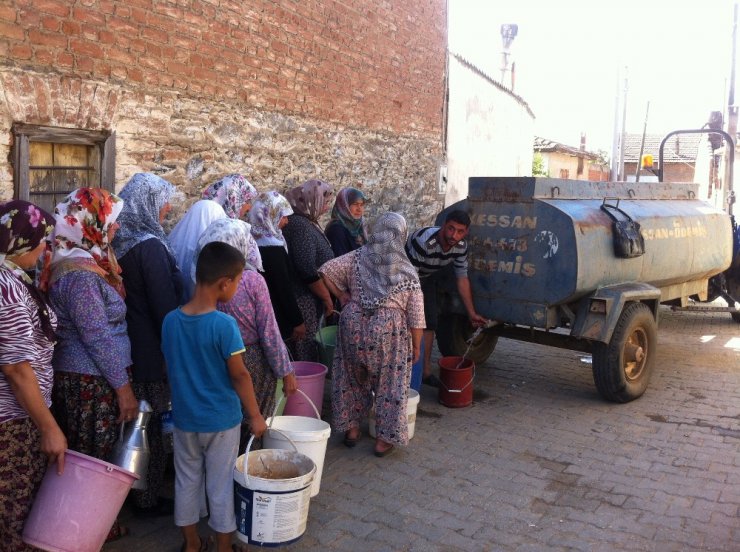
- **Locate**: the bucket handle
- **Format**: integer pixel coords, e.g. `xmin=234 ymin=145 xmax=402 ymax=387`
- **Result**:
xmin=317 ymin=314 xmax=326 ymax=347
xmin=240 ymin=428 xmax=299 ymax=488
xmin=271 ymin=388 xmax=321 ymax=423
xmin=316 ymin=312 xmax=339 ymax=346
xmin=438 ymin=360 xmax=475 ymax=394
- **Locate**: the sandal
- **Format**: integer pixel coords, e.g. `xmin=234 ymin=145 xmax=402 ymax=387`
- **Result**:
xmin=343 ymin=429 xmax=360 ymax=448
xmin=374 ymin=440 xmax=395 ymax=458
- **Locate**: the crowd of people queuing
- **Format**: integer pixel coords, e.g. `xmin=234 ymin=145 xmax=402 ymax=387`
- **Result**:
xmin=0 ymin=171 xmax=485 ymax=552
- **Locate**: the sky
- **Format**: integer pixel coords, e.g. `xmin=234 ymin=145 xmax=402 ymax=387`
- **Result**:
xmin=448 ymin=0 xmax=735 ymax=155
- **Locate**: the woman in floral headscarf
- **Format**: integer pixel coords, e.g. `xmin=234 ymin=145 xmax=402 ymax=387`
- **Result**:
xmin=325 ymin=187 xmax=368 ymax=257
xmin=201 ymin=173 xmax=257 ymax=219
xmin=319 ymin=212 xmax=424 ymax=458
xmin=112 ymin=173 xmax=183 ymax=518
xmin=193 ymin=218 xmax=296 ymax=449
xmin=0 ymin=200 xmax=66 ymax=551
xmin=47 ymin=187 xmax=138 ymax=542
xmin=249 ymin=191 xmax=305 ymax=341
xmin=282 ymin=179 xmax=335 ymax=361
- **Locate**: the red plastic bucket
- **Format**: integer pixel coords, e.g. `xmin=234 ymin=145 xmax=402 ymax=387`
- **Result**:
xmin=438 ymin=356 xmax=475 ymax=408
xmin=283 ymin=361 xmax=327 ymax=417
xmin=23 ymin=449 xmax=138 ymax=552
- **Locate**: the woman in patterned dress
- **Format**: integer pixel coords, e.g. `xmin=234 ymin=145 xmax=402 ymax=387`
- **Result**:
xmin=112 ymin=173 xmax=184 ymax=517
xmin=47 ymin=187 xmax=138 ymax=541
xmin=0 ymin=200 xmax=66 ymax=551
xmin=193 ymin=218 xmax=297 ymax=449
xmin=201 ymin=173 xmax=258 ymax=220
xmin=282 ymin=179 xmax=336 ymax=361
xmin=319 ymin=212 xmax=424 ymax=457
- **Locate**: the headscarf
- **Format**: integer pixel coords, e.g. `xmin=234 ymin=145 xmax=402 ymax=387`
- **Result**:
xmin=112 ymin=173 xmax=176 ymax=259
xmin=330 ymin=187 xmax=368 ymax=244
xmin=168 ymin=199 xmax=227 ymax=297
xmin=248 ymin=191 xmax=293 ymax=249
xmin=49 ymin=188 xmax=125 ymax=296
xmin=284 ymin=179 xmax=334 ymax=226
xmin=192 ymin=219 xmax=263 ymax=285
xmin=356 ymin=212 xmax=420 ymax=311
xmin=0 ymin=200 xmax=57 ymax=341
xmin=202 ymin=174 xmax=257 ymax=219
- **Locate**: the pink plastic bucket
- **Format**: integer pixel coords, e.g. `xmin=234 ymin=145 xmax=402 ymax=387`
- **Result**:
xmin=23 ymin=449 xmax=138 ymax=552
xmin=283 ymin=361 xmax=327 ymax=417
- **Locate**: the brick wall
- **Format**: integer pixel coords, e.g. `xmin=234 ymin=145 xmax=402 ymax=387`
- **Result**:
xmin=0 ymin=0 xmax=447 ymax=226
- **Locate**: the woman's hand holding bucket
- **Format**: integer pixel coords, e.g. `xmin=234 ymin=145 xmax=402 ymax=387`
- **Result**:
xmin=282 ymin=372 xmax=298 ymax=397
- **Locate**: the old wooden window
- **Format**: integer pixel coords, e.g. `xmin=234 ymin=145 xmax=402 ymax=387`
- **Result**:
xmin=12 ymin=124 xmax=115 ymax=213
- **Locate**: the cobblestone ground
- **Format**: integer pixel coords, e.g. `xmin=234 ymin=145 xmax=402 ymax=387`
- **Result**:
xmin=104 ymin=306 xmax=740 ymax=551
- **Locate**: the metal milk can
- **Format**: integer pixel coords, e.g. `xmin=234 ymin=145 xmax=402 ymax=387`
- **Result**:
xmin=110 ymin=399 xmax=153 ymax=490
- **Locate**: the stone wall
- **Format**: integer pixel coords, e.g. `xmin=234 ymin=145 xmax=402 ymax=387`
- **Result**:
xmin=0 ymin=0 xmax=447 ymax=227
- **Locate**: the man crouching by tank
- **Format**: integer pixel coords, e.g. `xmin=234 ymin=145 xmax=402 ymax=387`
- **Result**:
xmin=404 ymin=210 xmax=487 ymax=387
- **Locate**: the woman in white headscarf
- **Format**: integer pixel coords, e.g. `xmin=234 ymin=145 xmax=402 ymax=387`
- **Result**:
xmin=319 ymin=212 xmax=424 ymax=458
xmin=167 ymin=199 xmax=227 ymax=301
xmin=249 ymin=191 xmax=305 ymax=341
xmin=193 ymin=218 xmax=296 ymax=449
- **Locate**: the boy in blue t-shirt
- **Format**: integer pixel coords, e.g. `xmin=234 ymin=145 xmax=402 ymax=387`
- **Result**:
xmin=161 ymin=241 xmax=267 ymax=552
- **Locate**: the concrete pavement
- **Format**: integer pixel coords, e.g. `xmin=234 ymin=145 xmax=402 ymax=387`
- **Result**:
xmin=103 ymin=305 xmax=740 ymax=551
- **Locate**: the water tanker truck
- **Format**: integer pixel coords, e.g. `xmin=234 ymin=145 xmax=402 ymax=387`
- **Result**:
xmin=435 ymin=175 xmax=737 ymax=403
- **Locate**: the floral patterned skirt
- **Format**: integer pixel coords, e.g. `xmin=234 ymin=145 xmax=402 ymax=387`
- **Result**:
xmin=0 ymin=416 xmax=47 ymax=552
xmin=51 ymin=371 xmax=119 ymax=461
xmin=289 ymin=293 xmax=321 ymax=362
xmin=330 ymin=302 xmax=412 ymax=446
xmin=239 ymin=344 xmax=278 ymax=451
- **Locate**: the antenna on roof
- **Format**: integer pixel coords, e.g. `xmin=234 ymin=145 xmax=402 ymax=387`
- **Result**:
xmin=500 ymin=24 xmax=518 ymax=90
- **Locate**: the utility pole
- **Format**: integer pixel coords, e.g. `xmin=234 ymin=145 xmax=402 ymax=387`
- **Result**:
xmin=610 ymin=69 xmax=620 ymax=181
xmin=618 ymin=67 xmax=628 ymax=181
xmin=635 ymin=101 xmax=650 ymax=183
xmin=726 ymin=2 xmax=738 ymax=214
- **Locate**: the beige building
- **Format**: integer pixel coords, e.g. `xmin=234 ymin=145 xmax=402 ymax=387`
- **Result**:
xmin=533 ymin=136 xmax=608 ymax=181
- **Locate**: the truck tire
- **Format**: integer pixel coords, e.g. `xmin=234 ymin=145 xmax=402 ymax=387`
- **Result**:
xmin=436 ymin=314 xmax=498 ymax=364
xmin=592 ymin=302 xmax=657 ymax=403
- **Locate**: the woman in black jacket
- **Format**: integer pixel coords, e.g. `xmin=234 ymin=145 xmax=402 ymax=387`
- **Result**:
xmin=112 ymin=173 xmax=184 ymax=518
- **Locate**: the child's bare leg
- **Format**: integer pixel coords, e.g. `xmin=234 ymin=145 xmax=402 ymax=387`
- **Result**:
xmin=180 ymin=524 xmax=202 ymax=552
xmin=216 ymin=531 xmax=238 ymax=552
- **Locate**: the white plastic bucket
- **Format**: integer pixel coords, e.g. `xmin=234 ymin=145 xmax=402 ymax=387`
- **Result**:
xmin=263 ymin=390 xmax=330 ymax=497
xmin=234 ymin=433 xmax=315 ymax=547
xmin=369 ymin=388 xmax=420 ymax=439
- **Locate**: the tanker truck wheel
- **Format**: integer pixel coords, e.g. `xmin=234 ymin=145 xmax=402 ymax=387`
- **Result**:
xmin=436 ymin=314 xmax=498 ymax=364
xmin=592 ymin=302 xmax=657 ymax=403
